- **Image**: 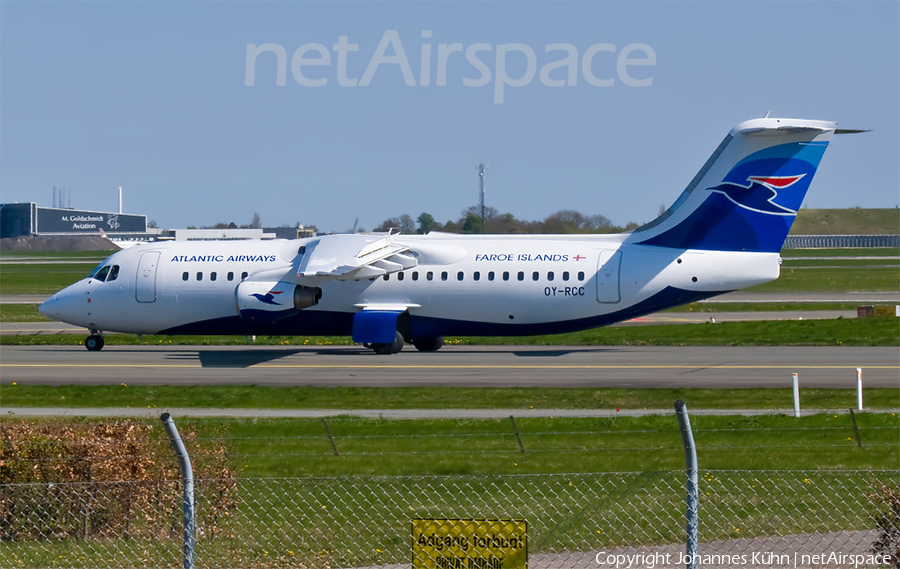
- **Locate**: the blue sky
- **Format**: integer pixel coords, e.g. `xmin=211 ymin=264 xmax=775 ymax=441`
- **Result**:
xmin=2 ymin=1 xmax=898 ymax=233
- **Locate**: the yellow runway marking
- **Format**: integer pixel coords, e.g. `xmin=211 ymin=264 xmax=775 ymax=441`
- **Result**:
xmin=1 ymin=364 xmax=898 ymax=370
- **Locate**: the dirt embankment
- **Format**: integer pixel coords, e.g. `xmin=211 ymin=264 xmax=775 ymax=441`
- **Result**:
xmin=0 ymin=236 xmax=119 ymax=253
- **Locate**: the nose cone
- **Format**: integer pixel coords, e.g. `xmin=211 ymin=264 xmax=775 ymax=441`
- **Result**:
xmin=38 ymin=295 xmax=58 ymax=318
xmin=39 ymin=282 xmax=91 ymax=326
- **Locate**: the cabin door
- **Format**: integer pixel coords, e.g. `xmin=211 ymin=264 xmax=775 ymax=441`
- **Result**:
xmin=596 ymin=250 xmax=622 ymax=303
xmin=135 ymin=252 xmax=160 ymax=303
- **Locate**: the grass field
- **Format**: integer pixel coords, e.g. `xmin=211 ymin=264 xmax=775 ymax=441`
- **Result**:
xmin=780 ymin=247 xmax=899 ymax=257
xmin=668 ymin=302 xmax=860 ymax=312
xmin=746 ymin=267 xmax=899 ymax=292
xmin=0 ymin=305 xmax=51 ymax=322
xmin=2 ymin=383 xmax=897 ymax=410
xmin=2 ymin=318 xmax=898 ymax=347
xmin=0 ymin=301 xmax=869 ymax=322
xmin=2 ymin=412 xmax=896 ymax=476
xmin=790 ymin=208 xmax=900 ymax=235
xmin=781 ymin=258 xmax=898 ymax=267
xmin=0 ymin=263 xmax=98 ymax=294
xmin=1 ymin=248 xmax=897 ymax=296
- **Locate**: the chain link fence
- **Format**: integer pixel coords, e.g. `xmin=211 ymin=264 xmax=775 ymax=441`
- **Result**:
xmin=2 ymin=470 xmax=898 ymax=568
xmin=783 ymin=234 xmax=900 ymax=249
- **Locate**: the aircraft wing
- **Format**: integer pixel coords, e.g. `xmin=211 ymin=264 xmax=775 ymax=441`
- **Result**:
xmin=294 ymin=233 xmax=417 ymax=281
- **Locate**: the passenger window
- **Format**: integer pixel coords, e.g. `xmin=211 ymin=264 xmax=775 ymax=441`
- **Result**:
xmin=562 ymin=271 xmax=570 ymax=281
xmin=473 ymin=271 xmax=480 ymax=281
xmin=298 ymin=246 xmax=306 ymax=255
xmin=196 ymin=272 xmax=203 ymax=281
xmin=397 ymin=272 xmax=404 ymax=281
xmin=412 ymin=271 xmax=419 ymax=281
xmin=457 ymin=271 xmax=464 ymax=281
xmin=210 ymin=272 xmax=217 ymax=282
xmin=517 ymin=271 xmax=524 ymax=281
xmin=94 ymin=266 xmax=110 ymax=282
xmin=578 ymin=271 xmax=585 ymax=281
xmin=241 ymin=271 xmax=248 ymax=280
xmin=182 ymin=272 xmax=189 ymax=282
xmin=441 ymin=271 xmax=448 ymax=281
xmin=107 ymin=265 xmax=120 ymax=282
xmin=427 ymin=271 xmax=434 ymax=281
xmin=532 ymin=271 xmax=539 ymax=281
xmin=503 ymin=271 xmax=510 ymax=281
xmin=488 ymin=271 xmax=495 ymax=281
xmin=227 ymin=272 xmax=234 ymax=281
xmin=383 ymin=274 xmax=390 ymax=281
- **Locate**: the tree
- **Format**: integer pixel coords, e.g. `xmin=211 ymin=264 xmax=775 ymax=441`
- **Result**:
xmin=417 ymin=212 xmax=436 ymax=234
xmin=399 ymin=214 xmax=415 ymax=234
xmin=373 ymin=217 xmax=401 ymax=232
xmin=250 ymin=212 xmax=261 ymax=229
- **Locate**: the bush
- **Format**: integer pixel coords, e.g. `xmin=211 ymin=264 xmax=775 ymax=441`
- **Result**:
xmin=0 ymin=419 xmax=235 ymax=541
xmin=868 ymin=483 xmax=900 ymax=568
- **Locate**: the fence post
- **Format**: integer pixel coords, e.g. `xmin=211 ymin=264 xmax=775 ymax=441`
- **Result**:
xmin=509 ymin=416 xmax=525 ymax=453
xmin=674 ymin=400 xmax=698 ymax=569
xmin=792 ymin=373 xmax=800 ymax=418
xmin=857 ymin=368 xmax=863 ymax=411
xmin=161 ymin=413 xmax=195 ymax=569
xmin=322 ymin=418 xmax=340 ymax=456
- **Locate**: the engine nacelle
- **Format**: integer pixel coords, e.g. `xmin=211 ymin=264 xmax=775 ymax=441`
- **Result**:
xmin=235 ymin=281 xmax=321 ymax=322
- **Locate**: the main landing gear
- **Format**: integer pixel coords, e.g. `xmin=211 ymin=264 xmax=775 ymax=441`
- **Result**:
xmin=367 ymin=334 xmax=444 ymax=355
xmin=412 ymin=336 xmax=444 ymax=352
xmin=84 ymin=330 xmax=105 ymax=351
xmin=370 ymin=331 xmax=405 ymax=355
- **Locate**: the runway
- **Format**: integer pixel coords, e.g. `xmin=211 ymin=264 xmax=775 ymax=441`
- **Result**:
xmin=1 ymin=344 xmax=897 ymax=388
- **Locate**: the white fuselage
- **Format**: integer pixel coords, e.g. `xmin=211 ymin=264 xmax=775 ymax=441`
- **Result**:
xmin=40 ymin=233 xmax=780 ymax=337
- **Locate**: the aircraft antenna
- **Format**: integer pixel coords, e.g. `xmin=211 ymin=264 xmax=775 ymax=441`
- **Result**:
xmin=476 ymin=163 xmax=488 ymax=233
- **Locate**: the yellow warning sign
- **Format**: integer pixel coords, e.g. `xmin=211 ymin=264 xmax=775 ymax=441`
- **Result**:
xmin=412 ymin=518 xmax=527 ymax=569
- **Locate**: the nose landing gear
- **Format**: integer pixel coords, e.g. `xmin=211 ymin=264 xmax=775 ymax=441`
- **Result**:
xmin=84 ymin=330 xmax=105 ymax=351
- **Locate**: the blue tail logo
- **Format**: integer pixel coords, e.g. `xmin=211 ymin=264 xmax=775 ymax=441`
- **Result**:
xmin=708 ymin=174 xmax=806 ymax=216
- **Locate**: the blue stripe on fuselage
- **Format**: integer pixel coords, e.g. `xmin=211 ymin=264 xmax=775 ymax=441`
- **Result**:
xmin=157 ymin=286 xmax=725 ymax=338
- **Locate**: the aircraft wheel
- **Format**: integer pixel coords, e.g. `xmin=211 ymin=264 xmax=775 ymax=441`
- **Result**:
xmin=413 ymin=337 xmax=443 ymax=352
xmin=372 ymin=332 xmax=404 ymax=355
xmin=84 ymin=335 xmax=105 ymax=351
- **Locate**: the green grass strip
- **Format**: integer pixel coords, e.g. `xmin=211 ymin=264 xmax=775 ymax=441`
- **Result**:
xmin=1 ymin=385 xmax=897 ymax=410
xmin=2 ymin=318 xmax=898 ymax=347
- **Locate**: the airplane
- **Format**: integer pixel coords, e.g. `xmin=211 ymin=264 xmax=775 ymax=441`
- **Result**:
xmin=39 ymin=117 xmax=863 ymax=354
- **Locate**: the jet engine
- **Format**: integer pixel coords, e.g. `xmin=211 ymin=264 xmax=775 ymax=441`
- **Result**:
xmin=235 ymin=280 xmax=322 ymax=322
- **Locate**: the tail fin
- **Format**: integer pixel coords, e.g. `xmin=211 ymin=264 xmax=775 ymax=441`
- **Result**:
xmin=631 ymin=118 xmax=837 ymax=253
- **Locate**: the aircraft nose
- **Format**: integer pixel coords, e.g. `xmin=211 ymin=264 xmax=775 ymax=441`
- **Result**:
xmin=38 ymin=295 xmax=58 ymax=318
xmin=39 ymin=284 xmax=91 ymax=326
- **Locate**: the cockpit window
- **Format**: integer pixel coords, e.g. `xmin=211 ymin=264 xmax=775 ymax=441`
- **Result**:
xmin=107 ymin=265 xmax=120 ymax=282
xmin=87 ymin=255 xmax=116 ymax=279
xmin=94 ymin=266 xmax=111 ymax=282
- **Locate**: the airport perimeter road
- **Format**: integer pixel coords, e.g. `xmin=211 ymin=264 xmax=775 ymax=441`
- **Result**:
xmin=1 ymin=345 xmax=897 ymax=388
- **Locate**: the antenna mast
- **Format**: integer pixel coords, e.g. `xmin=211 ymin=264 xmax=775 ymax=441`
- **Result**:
xmin=476 ymin=163 xmax=487 ymax=233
